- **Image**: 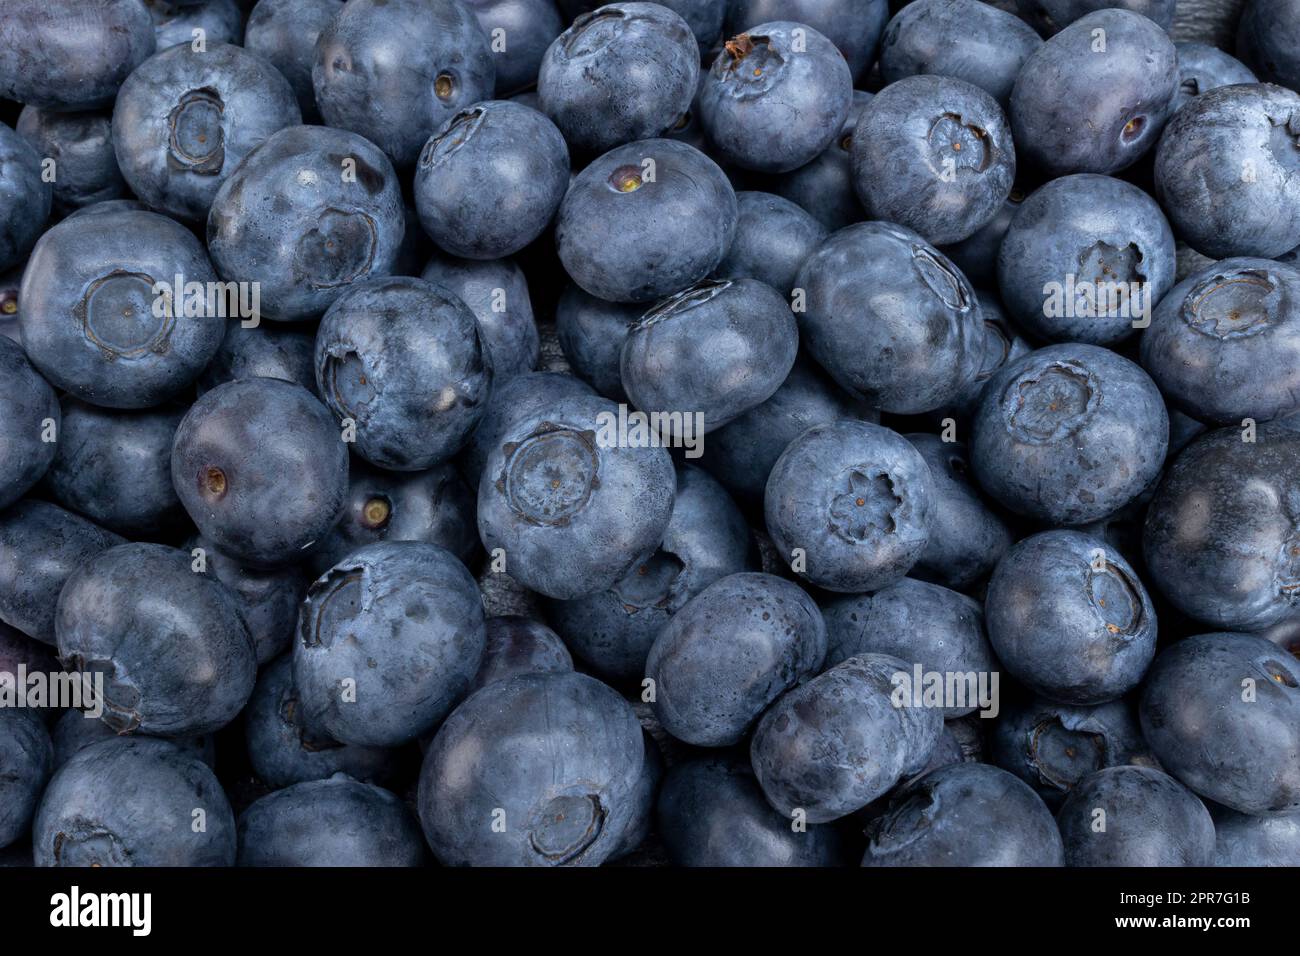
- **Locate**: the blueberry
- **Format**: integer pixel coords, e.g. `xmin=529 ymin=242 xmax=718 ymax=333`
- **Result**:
xmin=0 ymin=339 xmax=58 ymax=513
xmin=795 ymin=222 xmax=984 ymax=414
xmin=56 ymin=541 xmax=257 ymax=735
xmin=939 ymin=191 xmax=1024 ymax=290
xmin=0 ymin=710 xmax=52 ymax=850
xmin=822 ymin=577 xmax=997 ymax=718
xmin=750 ymin=653 xmax=944 ymax=822
xmin=1141 ymin=258 xmax=1300 ymax=425
xmin=314 ymin=276 xmax=492 ymax=471
xmin=45 ymin=398 xmax=186 ymax=537
xmin=470 ymin=615 xmax=573 ymax=692
xmin=34 ymin=737 xmax=236 ymax=866
xmin=699 ymin=21 xmax=852 ymax=174
xmin=149 ymin=0 xmax=244 ymax=49
xmin=0 ymin=501 xmax=125 ymax=645
xmin=313 ymin=0 xmax=496 ymax=168
xmin=770 ymin=91 xmax=872 ymax=233
xmin=294 ymin=541 xmax=486 ymax=747
xmin=539 ymin=3 xmax=698 ymax=155
xmin=243 ymin=0 xmax=344 ymax=122
xmin=464 ymin=0 xmax=565 ymax=96
xmin=51 ymin=708 xmax=215 ymax=772
xmin=555 ymin=138 xmax=737 ymax=303
xmin=1009 ymin=10 xmax=1177 ymax=176
xmin=765 ymin=420 xmax=935 ymax=593
xmin=0 ymin=265 xmax=21 ymax=343
xmin=621 ymin=278 xmax=797 ymax=434
xmin=418 ymin=671 xmax=645 ymax=866
xmin=15 ymin=108 xmax=126 ymax=214
xmin=1237 ymin=0 xmax=1300 ymax=92
xmin=238 ymin=776 xmax=426 ymax=866
xmin=554 ymin=285 xmax=642 ymax=400
xmin=244 ymin=656 xmax=392 ymax=789
xmin=879 ymin=0 xmax=1042 ymax=106
xmin=0 ymin=623 xmax=60 ymax=686
xmin=1172 ymin=41 xmax=1257 ymax=113
xmin=645 ymin=572 xmax=826 ymax=746
xmin=724 ymin=0 xmax=889 ymax=85
xmin=970 ymin=343 xmax=1169 ymax=525
xmin=0 ymin=124 xmax=53 ymax=274
xmin=20 ymin=208 xmax=224 ymax=408
xmin=206 ymin=125 xmax=406 ymax=322
xmin=1056 ymin=765 xmax=1215 ymax=866
xmin=997 ymin=174 xmax=1176 ymax=345
xmin=656 ymin=755 xmax=846 ymax=866
xmin=415 ymin=101 xmax=569 ymax=261
xmin=863 ymin=763 xmax=1065 ymax=866
xmin=1143 ymin=424 xmax=1300 ymax=630
xmin=421 ymin=253 xmax=540 ymax=382
xmin=198 ymin=320 xmax=318 ymax=394
xmin=113 ymin=42 xmax=301 ymax=221
xmin=1014 ymin=0 xmax=1174 ymax=35
xmin=476 ymin=393 xmax=677 ymax=600
xmin=1214 ymin=809 xmax=1300 ymax=866
xmin=714 ymin=191 xmax=827 ymax=295
xmin=171 ymin=377 xmax=350 ymax=569
xmin=190 ymin=534 xmax=307 ymax=665
xmin=1156 ymin=83 xmax=1300 ymax=259
xmin=547 ymin=464 xmax=753 ymax=681
xmin=0 ymin=0 xmax=156 ymax=112
xmin=1140 ymin=631 xmax=1300 ymax=814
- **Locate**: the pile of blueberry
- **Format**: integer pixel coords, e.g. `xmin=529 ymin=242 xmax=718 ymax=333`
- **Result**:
xmin=1 ymin=0 xmax=1300 ymax=869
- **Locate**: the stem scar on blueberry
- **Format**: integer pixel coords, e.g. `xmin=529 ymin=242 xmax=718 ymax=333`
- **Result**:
xmin=202 ymin=466 xmax=228 ymax=500
xmin=361 ymin=495 xmax=391 ymax=530
xmin=434 ymin=72 xmax=455 ymax=100
xmin=608 ymin=164 xmax=643 ymax=193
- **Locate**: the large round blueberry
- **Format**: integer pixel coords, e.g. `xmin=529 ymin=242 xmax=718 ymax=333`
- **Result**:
xmin=16 ymin=107 xmax=125 ymax=214
xmin=1056 ymin=765 xmax=1215 ymax=866
xmin=171 ymin=377 xmax=350 ymax=568
xmin=1237 ymin=0 xmax=1300 ymax=92
xmin=771 ymin=91 xmax=872 ymax=233
xmin=470 ymin=616 xmax=573 ymax=692
xmin=715 ymin=191 xmax=827 ymax=295
xmin=750 ymin=653 xmax=944 ymax=823
xmin=970 ymin=343 xmax=1168 ymax=525
xmin=795 ymin=222 xmax=984 ymax=414
xmin=1215 ymin=809 xmax=1300 ymax=866
xmin=699 ymin=21 xmax=852 ymax=174
xmin=554 ymin=286 xmax=641 ymax=400
xmin=852 ymin=75 xmax=1016 ymax=246
xmin=418 ymin=671 xmax=646 ymax=866
xmin=1140 ymin=631 xmax=1300 ymax=815
xmin=465 ymin=0 xmax=565 ymax=96
xmin=0 ymin=339 xmax=58 ymax=512
xmin=206 ymin=125 xmax=406 ymax=322
xmin=0 ymin=125 xmax=52 ymax=274
xmin=243 ymin=0 xmax=345 ymax=121
xmin=191 ymin=534 xmax=308 ymax=665
xmin=21 ymin=208 xmax=224 ymax=408
xmin=1009 ymin=9 xmax=1177 ymax=176
xmin=1173 ymin=41 xmax=1257 ymax=113
xmin=724 ymin=0 xmax=888 ymax=85
xmin=0 ymin=710 xmax=52 ymax=850
xmin=56 ymin=542 xmax=257 ymax=736
xmin=539 ymin=3 xmax=698 ymax=154
xmin=312 ymin=0 xmax=496 ymax=168
xmin=1014 ymin=0 xmax=1174 ymax=35
xmin=555 ymin=138 xmax=737 ymax=303
xmin=998 ymin=174 xmax=1175 ymax=345
xmin=33 ymin=737 xmax=235 ymax=867
xmin=421 ymin=254 xmax=540 ymax=382
xmin=765 ymin=420 xmax=935 ymax=593
xmin=197 ymin=320 xmax=318 ymax=394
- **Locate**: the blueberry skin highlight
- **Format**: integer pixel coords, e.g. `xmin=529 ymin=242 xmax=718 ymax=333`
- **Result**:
xmin=198 ymin=320 xmax=318 ymax=394
xmin=863 ymin=763 xmax=1065 ymax=867
xmin=244 ymin=656 xmax=392 ymax=790
xmin=1140 ymin=258 xmax=1300 ymax=425
xmin=0 ymin=710 xmax=52 ymax=849
xmin=465 ymin=0 xmax=565 ymax=96
xmin=1009 ymin=10 xmax=1177 ymax=176
xmin=1214 ymin=809 xmax=1300 ymax=866
xmin=656 ymin=755 xmax=846 ymax=866
xmin=238 ymin=776 xmax=425 ymax=866
xmin=0 ymin=0 xmax=156 ymax=112
xmin=998 ymin=174 xmax=1176 ymax=345
xmin=421 ymin=253 xmax=540 ymax=382
xmin=724 ymin=0 xmax=889 ymax=85
xmin=750 ymin=653 xmax=944 ymax=823
xmin=1172 ymin=41 xmax=1257 ymax=113
xmin=1141 ymin=631 xmax=1300 ymax=814
xmin=1056 ymin=765 xmax=1215 ymax=867
xmin=1143 ymin=424 xmax=1300 ymax=631
xmin=171 ymin=377 xmax=350 ymax=569
xmin=547 ymin=464 xmax=753 ymax=682
xmin=244 ymin=0 xmax=344 ymax=122
xmin=621 ymin=278 xmax=797 ymax=434
xmin=794 ymin=222 xmax=984 ymax=414
xmin=0 ymin=125 xmax=52 ymax=274
xmin=0 ymin=501 xmax=125 ymax=646
xmin=645 ymin=572 xmax=826 ymax=747
xmin=554 ymin=285 xmax=641 ymax=400
xmin=415 ymin=101 xmax=569 ymax=261
xmin=715 ymin=191 xmax=827 ymax=295
xmin=34 ymin=737 xmax=236 ymax=867
xmin=470 ymin=616 xmax=573 ymax=692
xmin=206 ymin=125 xmax=406 ymax=322
xmin=56 ymin=542 xmax=258 ymax=736
xmin=822 ymin=577 xmax=996 ymax=718
xmin=986 ymin=530 xmax=1157 ymax=705
xmin=1237 ymin=0 xmax=1300 ymax=92
xmin=771 ymin=91 xmax=871 ymax=233
xmin=418 ymin=671 xmax=646 ymax=866
xmin=555 ymin=138 xmax=737 ymax=303
xmin=539 ymin=3 xmax=698 ymax=155
xmin=1155 ymin=84 xmax=1300 ymax=260
xmin=0 ymin=339 xmax=58 ymax=512
xmin=853 ymin=75 xmax=1016 ymax=246
xmin=879 ymin=0 xmax=1042 ymax=106
xmin=113 ymin=43 xmax=301 ymax=222
xmin=16 ymin=108 xmax=125 ymax=214
xmin=314 ymin=276 xmax=492 ymax=471
xmin=699 ymin=21 xmax=852 ymax=174
xmin=970 ymin=343 xmax=1169 ymax=525
xmin=1014 ymin=0 xmax=1174 ymax=35
xmin=21 ymin=209 xmax=224 ymax=408
xmin=765 ymin=420 xmax=935 ymax=594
